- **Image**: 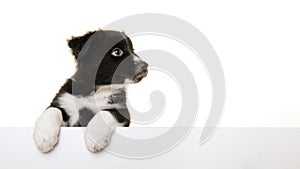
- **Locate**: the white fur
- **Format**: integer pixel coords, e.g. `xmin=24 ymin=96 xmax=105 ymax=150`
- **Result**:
xmin=58 ymin=85 xmax=125 ymax=126
xmin=124 ymin=78 xmax=134 ymax=84
xmin=84 ymin=111 xmax=124 ymax=152
xmin=33 ymin=107 xmax=63 ymax=153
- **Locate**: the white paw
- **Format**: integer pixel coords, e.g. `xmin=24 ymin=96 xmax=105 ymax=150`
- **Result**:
xmin=84 ymin=132 xmax=110 ymax=153
xmin=84 ymin=111 xmax=118 ymax=153
xmin=33 ymin=128 xmax=59 ymax=153
xmin=84 ymin=123 xmax=113 ymax=153
xmin=33 ymin=107 xmax=62 ymax=153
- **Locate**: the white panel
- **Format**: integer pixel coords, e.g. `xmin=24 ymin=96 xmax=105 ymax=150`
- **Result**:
xmin=0 ymin=127 xmax=300 ymax=169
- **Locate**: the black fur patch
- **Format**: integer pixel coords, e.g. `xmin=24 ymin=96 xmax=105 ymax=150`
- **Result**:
xmin=77 ymin=108 xmax=96 ymax=127
xmin=67 ymin=31 xmax=96 ymax=60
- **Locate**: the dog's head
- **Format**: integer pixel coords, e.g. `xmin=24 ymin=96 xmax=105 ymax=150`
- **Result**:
xmin=68 ymin=30 xmax=148 ymax=85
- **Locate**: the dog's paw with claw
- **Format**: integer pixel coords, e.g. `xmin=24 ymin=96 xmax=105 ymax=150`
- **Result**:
xmin=84 ymin=124 xmax=113 ymax=153
xmin=33 ymin=128 xmax=59 ymax=153
xmin=84 ymin=133 xmax=109 ymax=153
xmin=84 ymin=111 xmax=116 ymax=153
xmin=33 ymin=108 xmax=62 ymax=153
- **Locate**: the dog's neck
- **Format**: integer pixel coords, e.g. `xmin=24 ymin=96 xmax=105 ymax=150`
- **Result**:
xmin=95 ymin=84 xmax=126 ymax=94
xmin=71 ymin=75 xmax=128 ymax=96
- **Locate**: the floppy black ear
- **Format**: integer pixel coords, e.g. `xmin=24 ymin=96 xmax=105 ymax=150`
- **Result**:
xmin=67 ymin=31 xmax=96 ymax=59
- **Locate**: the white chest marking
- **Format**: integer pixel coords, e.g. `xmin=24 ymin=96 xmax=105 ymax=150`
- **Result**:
xmin=57 ymin=85 xmax=126 ymax=125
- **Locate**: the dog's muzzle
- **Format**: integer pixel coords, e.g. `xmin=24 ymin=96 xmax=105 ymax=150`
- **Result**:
xmin=133 ymin=61 xmax=148 ymax=83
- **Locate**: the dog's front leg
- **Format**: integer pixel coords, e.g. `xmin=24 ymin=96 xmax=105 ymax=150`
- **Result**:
xmin=33 ymin=107 xmax=63 ymax=153
xmin=84 ymin=111 xmax=122 ymax=153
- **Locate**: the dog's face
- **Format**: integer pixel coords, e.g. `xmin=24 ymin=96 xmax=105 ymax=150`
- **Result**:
xmin=68 ymin=30 xmax=148 ymax=85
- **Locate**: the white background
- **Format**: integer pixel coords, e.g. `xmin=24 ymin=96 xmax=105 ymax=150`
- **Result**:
xmin=0 ymin=0 xmax=299 ymax=127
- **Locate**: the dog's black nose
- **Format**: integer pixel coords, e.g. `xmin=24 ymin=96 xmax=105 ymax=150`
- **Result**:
xmin=139 ymin=62 xmax=148 ymax=70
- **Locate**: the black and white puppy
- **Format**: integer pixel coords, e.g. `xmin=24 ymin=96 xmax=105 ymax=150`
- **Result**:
xmin=33 ymin=30 xmax=148 ymax=153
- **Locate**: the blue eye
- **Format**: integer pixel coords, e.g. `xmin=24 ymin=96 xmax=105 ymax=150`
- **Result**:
xmin=111 ymin=48 xmax=123 ymax=57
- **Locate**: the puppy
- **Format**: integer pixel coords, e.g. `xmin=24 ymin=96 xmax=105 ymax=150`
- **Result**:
xmin=33 ymin=30 xmax=148 ymax=153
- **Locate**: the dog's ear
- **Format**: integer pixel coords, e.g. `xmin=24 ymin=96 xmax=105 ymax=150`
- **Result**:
xmin=67 ymin=31 xmax=96 ymax=60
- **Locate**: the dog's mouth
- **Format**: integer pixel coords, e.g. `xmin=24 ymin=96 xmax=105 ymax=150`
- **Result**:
xmin=133 ymin=69 xmax=148 ymax=83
